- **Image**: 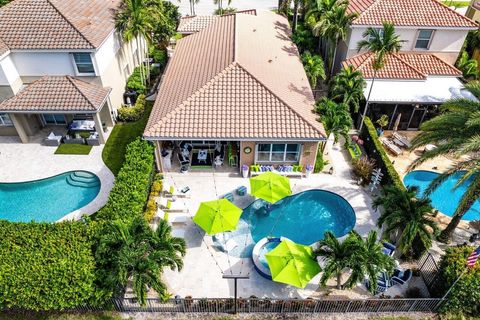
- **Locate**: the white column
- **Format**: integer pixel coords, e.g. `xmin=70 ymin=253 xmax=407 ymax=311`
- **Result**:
xmin=9 ymin=113 xmax=28 ymax=143
xmin=93 ymin=112 xmax=106 ymax=144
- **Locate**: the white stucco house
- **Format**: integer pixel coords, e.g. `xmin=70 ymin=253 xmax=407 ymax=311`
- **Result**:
xmin=0 ymin=0 xmax=146 ymax=143
xmin=337 ymin=0 xmax=478 ymax=130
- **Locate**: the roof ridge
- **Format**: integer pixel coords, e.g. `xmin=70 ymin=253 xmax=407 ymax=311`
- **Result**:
xmin=65 ymin=76 xmax=97 ymax=109
xmin=428 ymin=53 xmax=462 ymax=74
xmin=391 ymin=53 xmax=427 ymax=79
xmin=45 ymin=0 xmax=94 ymax=48
xmin=356 ymin=52 xmax=375 ymax=69
xmin=234 ymin=62 xmax=324 ymax=137
xmin=430 ymin=0 xmax=477 ymax=27
xmin=355 ymin=0 xmax=384 ymax=20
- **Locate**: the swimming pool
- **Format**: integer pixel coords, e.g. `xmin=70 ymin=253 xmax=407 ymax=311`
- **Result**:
xmin=404 ymin=170 xmax=480 ymax=221
xmin=213 ymin=189 xmax=356 ymax=257
xmin=0 ymin=171 xmax=101 ymax=222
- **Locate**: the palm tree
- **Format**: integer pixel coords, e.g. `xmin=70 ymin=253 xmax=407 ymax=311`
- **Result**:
xmin=311 ymin=5 xmax=357 ymax=76
xmin=373 ymin=185 xmax=439 ymax=256
xmin=301 ymin=51 xmax=326 ymax=88
xmin=456 ymin=51 xmax=479 ymax=79
xmin=315 ymin=97 xmax=353 ymax=151
xmin=330 ymin=65 xmax=366 ymax=112
xmin=409 ymin=82 xmax=480 ymax=242
xmin=96 ymin=217 xmax=186 ymax=305
xmin=346 ymin=231 xmax=395 ymax=293
xmin=213 ymin=0 xmax=232 ymax=14
xmin=356 ymin=22 xmax=404 ymax=131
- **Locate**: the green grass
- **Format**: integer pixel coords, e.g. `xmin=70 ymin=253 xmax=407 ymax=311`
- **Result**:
xmin=54 ymin=144 xmax=92 ymax=155
xmin=102 ymin=101 xmax=153 ymax=176
xmin=0 ymin=313 xmax=126 ymax=320
xmin=441 ymin=0 xmax=470 ymax=7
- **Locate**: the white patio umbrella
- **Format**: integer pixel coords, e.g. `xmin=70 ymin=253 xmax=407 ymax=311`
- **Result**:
xmin=393 ymin=113 xmax=402 ymax=132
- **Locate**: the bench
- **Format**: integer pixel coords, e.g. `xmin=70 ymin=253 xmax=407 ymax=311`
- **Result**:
xmin=250 ymin=165 xmax=303 ymax=178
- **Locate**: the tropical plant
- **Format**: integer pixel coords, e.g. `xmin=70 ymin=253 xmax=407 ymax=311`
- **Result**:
xmin=373 ymin=185 xmax=439 ymax=257
xmin=409 ymin=81 xmax=480 ymax=243
xmin=315 ymin=97 xmax=353 ymax=150
xmin=330 ymin=65 xmax=366 ymax=112
xmin=96 ymin=217 xmax=186 ymax=306
xmin=356 ymin=22 xmax=404 ymax=130
xmin=152 ymin=1 xmax=181 ymax=45
xmin=310 ymin=4 xmax=357 ymax=76
xmin=456 ymin=51 xmax=479 ymax=79
xmin=376 ymin=114 xmax=389 ymax=129
xmin=301 ymin=51 xmax=326 ymax=88
xmin=292 ymin=22 xmax=317 ymax=53
xmin=213 ymin=0 xmax=231 ymax=14
xmin=352 ymin=156 xmax=375 ymax=186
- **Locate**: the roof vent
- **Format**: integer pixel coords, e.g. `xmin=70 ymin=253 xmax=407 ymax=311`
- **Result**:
xmin=268 ymin=59 xmax=273 ymax=63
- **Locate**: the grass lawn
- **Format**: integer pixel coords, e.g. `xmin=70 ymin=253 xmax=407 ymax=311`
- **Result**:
xmin=55 ymin=144 xmax=92 ymax=155
xmin=102 ymin=101 xmax=153 ymax=175
xmin=442 ymin=0 xmax=470 ymax=7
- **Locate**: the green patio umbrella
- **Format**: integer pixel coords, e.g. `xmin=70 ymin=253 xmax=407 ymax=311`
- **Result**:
xmin=249 ymin=172 xmax=292 ymax=203
xmin=265 ymin=238 xmax=321 ymax=288
xmin=193 ymin=199 xmax=242 ymax=235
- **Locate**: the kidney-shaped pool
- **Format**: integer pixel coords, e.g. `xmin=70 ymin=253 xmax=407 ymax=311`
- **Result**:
xmin=0 ymin=171 xmax=101 ymax=222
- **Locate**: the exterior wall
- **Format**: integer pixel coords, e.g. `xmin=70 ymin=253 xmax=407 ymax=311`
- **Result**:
xmin=346 ymin=27 xmax=469 ymax=64
xmin=0 ymin=124 xmax=17 ymax=136
xmin=240 ymin=141 xmax=256 ymax=168
xmin=10 ymin=52 xmax=78 ymax=76
xmin=0 ymin=54 xmax=22 ymax=101
xmin=1 ymin=113 xmax=42 ymax=138
xmin=299 ymin=142 xmax=319 ymax=168
xmin=466 ymin=6 xmax=480 ymax=23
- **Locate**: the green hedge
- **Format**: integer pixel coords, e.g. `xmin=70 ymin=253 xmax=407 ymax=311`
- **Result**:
xmin=126 ymin=66 xmax=147 ymax=94
xmin=95 ymin=139 xmax=155 ymax=222
xmin=437 ymin=246 xmax=480 ymax=315
xmin=361 ymin=117 xmax=405 ymax=190
xmin=117 ymin=94 xmax=146 ymax=122
xmin=0 ymin=221 xmax=96 ymax=311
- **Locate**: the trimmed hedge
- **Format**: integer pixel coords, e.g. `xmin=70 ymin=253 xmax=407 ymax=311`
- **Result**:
xmin=117 ymin=94 xmax=146 ymax=122
xmin=361 ymin=117 xmax=405 ymax=190
xmin=95 ymin=139 xmax=155 ymax=222
xmin=144 ymin=174 xmax=163 ymax=223
xmin=437 ymin=246 xmax=480 ymax=315
xmin=126 ymin=66 xmax=147 ymax=94
xmin=0 ymin=221 xmax=96 ymax=311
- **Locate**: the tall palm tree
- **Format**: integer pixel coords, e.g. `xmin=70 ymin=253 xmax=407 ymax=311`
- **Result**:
xmin=213 ymin=0 xmax=232 ymax=14
xmin=346 ymin=231 xmax=395 ymax=293
xmin=301 ymin=51 xmax=326 ymax=88
xmin=356 ymin=22 xmax=404 ymax=131
xmin=311 ymin=5 xmax=357 ymax=76
xmin=330 ymin=65 xmax=366 ymax=112
xmin=409 ymin=81 xmax=480 ymax=242
xmin=96 ymin=217 xmax=186 ymax=305
xmin=315 ymin=97 xmax=353 ymax=150
xmin=373 ymin=185 xmax=439 ymax=256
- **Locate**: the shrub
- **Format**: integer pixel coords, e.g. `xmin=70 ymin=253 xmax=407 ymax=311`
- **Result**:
xmin=126 ymin=66 xmax=147 ymax=94
xmin=352 ymin=156 xmax=375 ymax=185
xmin=437 ymin=246 xmax=480 ymax=315
xmin=150 ymin=46 xmax=168 ymax=66
xmin=95 ymin=139 xmax=155 ymax=222
xmin=144 ymin=174 xmax=163 ymax=223
xmin=117 ymin=94 xmax=146 ymax=122
xmin=314 ymin=147 xmax=327 ymax=173
xmin=0 ymin=221 xmax=97 ymax=311
xmin=361 ymin=117 xmax=405 ymax=190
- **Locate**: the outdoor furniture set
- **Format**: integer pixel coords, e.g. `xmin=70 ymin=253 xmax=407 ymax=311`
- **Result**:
xmin=380 ymin=132 xmax=412 ymax=156
xmin=249 ymin=164 xmax=304 ymax=177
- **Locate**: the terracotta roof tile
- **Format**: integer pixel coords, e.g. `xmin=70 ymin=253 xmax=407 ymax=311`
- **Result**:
xmin=0 ymin=0 xmax=119 ymax=50
xmin=145 ymin=12 xmax=325 ymax=140
xmin=0 ymin=39 xmax=8 ymax=56
xmin=343 ymin=52 xmax=462 ymax=79
xmin=177 ymin=9 xmax=257 ymax=34
xmin=0 ymin=76 xmax=110 ymax=112
xmin=348 ymin=0 xmax=478 ymax=27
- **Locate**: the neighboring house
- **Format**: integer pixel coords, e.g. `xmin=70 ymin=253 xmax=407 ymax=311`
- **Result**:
xmin=466 ymin=0 xmax=480 ymax=23
xmin=336 ymin=0 xmax=478 ymax=69
xmin=144 ymin=11 xmax=326 ymax=172
xmin=176 ymin=9 xmax=257 ymax=35
xmin=0 ymin=0 xmax=146 ymax=143
xmin=343 ymin=52 xmax=477 ymax=130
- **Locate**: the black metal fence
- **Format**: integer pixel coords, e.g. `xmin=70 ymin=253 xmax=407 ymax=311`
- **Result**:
xmin=418 ymin=252 xmax=441 ymax=296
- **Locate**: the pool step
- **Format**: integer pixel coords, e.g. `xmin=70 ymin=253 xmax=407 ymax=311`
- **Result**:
xmin=66 ymin=172 xmax=100 ymax=188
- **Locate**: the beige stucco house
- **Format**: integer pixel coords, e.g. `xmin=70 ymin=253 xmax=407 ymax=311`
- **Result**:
xmin=144 ymin=11 xmax=326 ymax=173
xmin=0 ymin=0 xmax=146 ymax=143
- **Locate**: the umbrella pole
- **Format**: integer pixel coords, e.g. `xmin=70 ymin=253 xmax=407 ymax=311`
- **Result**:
xmin=223 ymin=274 xmax=249 ymax=314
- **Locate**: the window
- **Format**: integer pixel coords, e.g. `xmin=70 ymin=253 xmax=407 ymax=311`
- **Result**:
xmin=72 ymin=53 xmax=95 ymax=74
xmin=0 ymin=113 xmax=12 ymax=126
xmin=41 ymin=114 xmax=66 ymax=125
xmin=256 ymin=143 xmax=301 ymax=163
xmin=415 ymin=30 xmax=434 ymax=49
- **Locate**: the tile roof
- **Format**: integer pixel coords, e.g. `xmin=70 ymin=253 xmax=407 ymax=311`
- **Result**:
xmin=145 ymin=11 xmax=325 ymax=140
xmin=0 ymin=39 xmax=8 ymax=56
xmin=347 ymin=0 xmax=478 ymax=27
xmin=0 ymin=76 xmax=111 ymax=112
xmin=343 ymin=52 xmax=462 ymax=80
xmin=0 ymin=0 xmax=120 ymax=51
xmin=177 ymin=9 xmax=257 ymax=34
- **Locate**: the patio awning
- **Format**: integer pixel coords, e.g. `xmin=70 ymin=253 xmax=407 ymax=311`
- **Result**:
xmin=364 ymin=77 xmax=477 ymax=104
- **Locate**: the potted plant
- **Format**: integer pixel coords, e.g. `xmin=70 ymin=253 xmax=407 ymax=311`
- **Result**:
xmin=305 ymin=164 xmax=313 ymax=178
xmin=376 ymin=114 xmax=389 ymax=136
xmin=241 ymin=164 xmax=249 ymax=178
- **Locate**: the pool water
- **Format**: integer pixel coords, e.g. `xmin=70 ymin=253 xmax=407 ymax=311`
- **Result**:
xmin=259 ymin=240 xmax=280 ymax=269
xmin=404 ymin=170 xmax=480 ymax=221
xmin=0 ymin=171 xmax=101 ymax=222
xmin=216 ymin=189 xmax=356 ymax=258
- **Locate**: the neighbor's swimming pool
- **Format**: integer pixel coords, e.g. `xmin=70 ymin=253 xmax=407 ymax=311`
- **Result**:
xmin=0 ymin=171 xmax=101 ymax=222
xmin=404 ymin=170 xmax=480 ymax=221
xmin=213 ymin=189 xmax=356 ymax=257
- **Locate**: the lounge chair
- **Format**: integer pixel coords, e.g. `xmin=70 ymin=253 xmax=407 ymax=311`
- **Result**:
xmin=171 ymin=228 xmax=185 ymax=238
xmin=170 ymin=214 xmax=188 ymax=225
xmin=44 ymin=132 xmax=62 ymax=146
xmin=380 ymin=137 xmax=402 ymax=156
xmin=223 ymin=192 xmax=234 ymax=202
xmin=392 ymin=132 xmax=411 ymax=148
xmin=382 ymin=242 xmax=396 ymax=256
xmin=157 ymin=197 xmax=188 ymax=212
xmin=391 ymin=268 xmax=413 ymax=285
xmin=162 ymin=182 xmax=191 ymax=198
xmin=218 ymin=239 xmax=238 ymax=252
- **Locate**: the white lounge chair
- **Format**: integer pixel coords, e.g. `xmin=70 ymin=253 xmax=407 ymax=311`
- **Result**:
xmin=162 ymin=182 xmax=191 ymax=198
xmin=170 ymin=214 xmax=188 ymax=225
xmin=157 ymin=197 xmax=188 ymax=212
xmin=171 ymin=228 xmax=186 ymax=238
xmin=392 ymin=132 xmax=411 ymax=148
xmin=381 ymin=138 xmax=402 ymax=156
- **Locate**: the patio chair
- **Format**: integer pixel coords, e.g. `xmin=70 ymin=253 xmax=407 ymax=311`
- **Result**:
xmin=223 ymin=192 xmax=234 ymax=202
xmin=157 ymin=197 xmax=188 ymax=212
xmin=162 ymin=182 xmax=191 ymax=198
xmin=44 ymin=132 xmax=62 ymax=146
xmin=171 ymin=228 xmax=185 ymax=238
xmin=392 ymin=132 xmax=411 ymax=148
xmin=391 ymin=268 xmax=413 ymax=286
xmin=381 ymin=137 xmax=403 ymax=156
xmin=170 ymin=214 xmax=188 ymax=225
xmin=382 ymin=242 xmax=396 ymax=256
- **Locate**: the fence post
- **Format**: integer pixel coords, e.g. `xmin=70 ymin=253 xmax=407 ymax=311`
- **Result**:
xmin=408 ymin=299 xmax=418 ymax=312
xmin=345 ymin=300 xmax=352 ymax=313
xmin=376 ymin=300 xmax=384 ymax=312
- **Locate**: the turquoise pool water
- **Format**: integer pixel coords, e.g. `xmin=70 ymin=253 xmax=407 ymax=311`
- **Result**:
xmin=403 ymin=170 xmax=480 ymax=221
xmin=215 ymin=189 xmax=356 ymax=257
xmin=0 ymin=171 xmax=101 ymax=222
xmin=259 ymin=240 xmax=280 ymax=269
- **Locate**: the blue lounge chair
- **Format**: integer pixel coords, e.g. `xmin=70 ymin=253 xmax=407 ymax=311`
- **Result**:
xmin=223 ymin=192 xmax=234 ymax=202
xmin=391 ymin=268 xmax=412 ymax=285
xmin=382 ymin=242 xmax=396 ymax=256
